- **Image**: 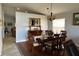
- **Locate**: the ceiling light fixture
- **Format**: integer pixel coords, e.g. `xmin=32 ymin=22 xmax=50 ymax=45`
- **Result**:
xmin=47 ymin=3 xmax=56 ymax=21
xmin=17 ymin=8 xmax=20 ymax=10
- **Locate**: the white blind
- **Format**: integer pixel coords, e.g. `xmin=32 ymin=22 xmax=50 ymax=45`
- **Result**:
xmin=52 ymin=18 xmax=65 ymax=34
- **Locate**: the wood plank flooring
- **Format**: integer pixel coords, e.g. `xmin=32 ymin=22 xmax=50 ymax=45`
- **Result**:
xmin=17 ymin=41 xmax=66 ymax=56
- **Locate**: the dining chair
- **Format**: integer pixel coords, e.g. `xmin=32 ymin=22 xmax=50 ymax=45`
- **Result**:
xmin=59 ymin=30 xmax=67 ymax=49
xmin=44 ymin=34 xmax=60 ymax=55
xmin=45 ymin=30 xmax=53 ymax=37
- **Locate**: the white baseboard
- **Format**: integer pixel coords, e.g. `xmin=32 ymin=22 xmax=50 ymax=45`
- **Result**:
xmin=16 ymin=39 xmax=27 ymax=43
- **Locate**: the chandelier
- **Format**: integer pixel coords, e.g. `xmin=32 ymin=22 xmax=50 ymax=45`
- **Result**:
xmin=47 ymin=3 xmax=56 ymax=21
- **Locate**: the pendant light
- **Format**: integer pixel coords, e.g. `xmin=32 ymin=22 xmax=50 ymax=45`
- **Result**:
xmin=47 ymin=3 xmax=56 ymax=21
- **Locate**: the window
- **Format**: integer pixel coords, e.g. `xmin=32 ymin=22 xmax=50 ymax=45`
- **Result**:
xmin=52 ymin=18 xmax=65 ymax=34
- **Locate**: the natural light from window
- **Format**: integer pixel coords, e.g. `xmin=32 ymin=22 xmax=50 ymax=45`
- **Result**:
xmin=52 ymin=18 xmax=65 ymax=34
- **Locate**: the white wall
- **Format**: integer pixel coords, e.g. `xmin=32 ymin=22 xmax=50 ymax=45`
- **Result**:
xmin=27 ymin=13 xmax=48 ymax=30
xmin=16 ymin=12 xmax=28 ymax=42
xmin=48 ymin=20 xmax=52 ymax=30
xmin=0 ymin=3 xmax=3 ymax=56
xmin=55 ymin=10 xmax=79 ymax=47
xmin=2 ymin=6 xmax=4 ymax=39
xmin=16 ymin=11 xmax=48 ymax=42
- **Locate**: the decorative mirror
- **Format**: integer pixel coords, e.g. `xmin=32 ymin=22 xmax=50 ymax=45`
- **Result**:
xmin=29 ymin=18 xmax=41 ymax=30
xmin=29 ymin=18 xmax=40 ymax=26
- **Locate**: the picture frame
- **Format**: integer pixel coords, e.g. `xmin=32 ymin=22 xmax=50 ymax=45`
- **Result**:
xmin=73 ymin=13 xmax=79 ymax=25
xmin=7 ymin=22 xmax=12 ymax=26
xmin=29 ymin=18 xmax=40 ymax=26
xmin=29 ymin=18 xmax=41 ymax=30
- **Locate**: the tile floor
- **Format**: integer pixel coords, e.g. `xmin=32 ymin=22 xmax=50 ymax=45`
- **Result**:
xmin=2 ymin=33 xmax=21 ymax=56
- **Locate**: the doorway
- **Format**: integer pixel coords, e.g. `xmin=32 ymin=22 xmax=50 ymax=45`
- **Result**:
xmin=2 ymin=6 xmax=20 ymax=55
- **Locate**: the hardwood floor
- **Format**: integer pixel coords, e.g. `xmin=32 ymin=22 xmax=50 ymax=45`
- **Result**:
xmin=17 ymin=41 xmax=66 ymax=56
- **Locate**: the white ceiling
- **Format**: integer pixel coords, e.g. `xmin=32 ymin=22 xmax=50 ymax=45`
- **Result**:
xmin=3 ymin=3 xmax=79 ymax=15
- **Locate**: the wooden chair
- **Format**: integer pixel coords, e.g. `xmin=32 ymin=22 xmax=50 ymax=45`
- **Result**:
xmin=54 ymin=34 xmax=60 ymax=49
xmin=44 ymin=34 xmax=60 ymax=55
xmin=11 ymin=27 xmax=16 ymax=37
xmin=48 ymin=33 xmax=65 ymax=56
xmin=59 ymin=30 xmax=67 ymax=49
xmin=56 ymin=30 xmax=67 ymax=55
xmin=45 ymin=30 xmax=53 ymax=37
xmin=36 ymin=38 xmax=47 ymax=51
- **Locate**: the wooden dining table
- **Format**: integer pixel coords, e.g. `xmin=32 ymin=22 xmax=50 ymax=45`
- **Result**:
xmin=36 ymin=33 xmax=64 ymax=50
xmin=37 ymin=34 xmax=60 ymax=43
xmin=35 ymin=33 xmax=66 ymax=55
